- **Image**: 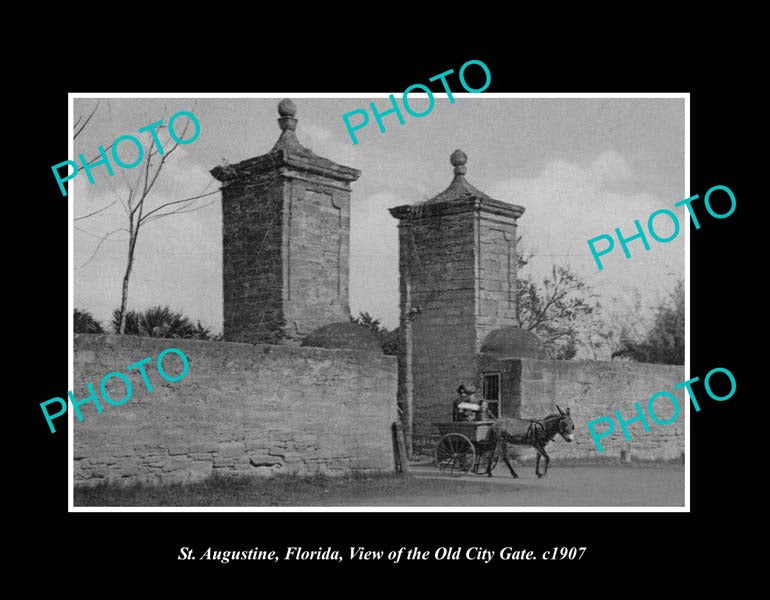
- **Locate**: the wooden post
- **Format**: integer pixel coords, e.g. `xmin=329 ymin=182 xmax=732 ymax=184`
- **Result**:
xmin=392 ymin=421 xmax=409 ymax=474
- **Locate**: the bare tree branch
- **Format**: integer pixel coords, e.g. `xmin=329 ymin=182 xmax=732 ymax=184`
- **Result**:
xmin=132 ymin=137 xmax=156 ymax=217
xmin=73 ymin=100 xmax=100 ymax=139
xmin=76 ymin=142 xmax=114 ymax=173
xmin=150 ymin=195 xmax=219 ymax=218
xmin=126 ymin=185 xmax=135 ymax=215
xmin=75 ymin=225 xmax=129 ymax=239
xmin=76 ymin=227 xmax=128 ymax=269
xmin=142 ymin=121 xmax=189 ymax=200
xmin=74 ymin=225 xmax=106 ymax=239
xmin=74 ymin=104 xmax=217 ymax=334
xmin=140 ymin=189 xmax=220 ymax=224
xmin=74 ymin=197 xmax=120 ymax=221
xmin=113 ymin=172 xmax=136 ymax=216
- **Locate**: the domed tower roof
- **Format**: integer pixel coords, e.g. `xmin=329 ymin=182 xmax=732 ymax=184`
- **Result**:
xmin=210 ymin=98 xmax=360 ymax=185
xmin=301 ymin=322 xmax=382 ymax=353
xmin=421 ymin=148 xmax=493 ymax=205
xmin=390 ymin=149 xmax=525 ymax=220
xmin=480 ymin=326 xmax=546 ymax=359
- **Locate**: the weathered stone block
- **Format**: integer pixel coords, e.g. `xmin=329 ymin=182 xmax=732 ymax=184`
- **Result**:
xmin=216 ymin=442 xmax=246 ymax=458
xmin=73 ymin=333 xmax=397 ymax=485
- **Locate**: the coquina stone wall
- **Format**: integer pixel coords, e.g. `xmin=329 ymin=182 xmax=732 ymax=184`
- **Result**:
xmin=516 ymin=358 xmax=685 ymax=461
xmin=73 ymin=334 xmax=397 ymax=486
xmin=413 ymin=356 xmax=684 ymax=462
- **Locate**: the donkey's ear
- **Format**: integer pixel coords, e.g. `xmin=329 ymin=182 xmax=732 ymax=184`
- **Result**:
xmin=556 ymin=404 xmax=564 ymax=415
xmin=565 ymin=407 xmax=571 ymax=415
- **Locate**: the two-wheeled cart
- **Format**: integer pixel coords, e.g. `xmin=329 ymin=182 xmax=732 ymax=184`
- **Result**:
xmin=433 ymin=421 xmax=499 ymax=477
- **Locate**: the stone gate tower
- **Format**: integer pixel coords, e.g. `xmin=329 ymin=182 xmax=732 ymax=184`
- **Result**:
xmin=389 ymin=150 xmax=525 ymax=451
xmin=212 ymin=99 xmax=360 ymax=344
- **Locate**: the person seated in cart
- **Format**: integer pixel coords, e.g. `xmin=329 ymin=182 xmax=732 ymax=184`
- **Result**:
xmin=452 ymin=384 xmax=491 ymax=422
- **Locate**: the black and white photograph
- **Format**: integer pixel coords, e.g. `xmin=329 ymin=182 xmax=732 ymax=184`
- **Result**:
xmin=69 ymin=94 xmax=688 ymax=508
xmin=21 ymin=41 xmax=748 ymax=582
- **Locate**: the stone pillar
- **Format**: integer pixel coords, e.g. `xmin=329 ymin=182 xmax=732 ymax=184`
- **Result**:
xmin=212 ymin=99 xmax=360 ymax=344
xmin=389 ymin=150 xmax=525 ymax=450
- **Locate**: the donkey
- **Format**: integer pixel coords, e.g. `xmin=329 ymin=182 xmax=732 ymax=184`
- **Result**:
xmin=485 ymin=406 xmax=575 ymax=478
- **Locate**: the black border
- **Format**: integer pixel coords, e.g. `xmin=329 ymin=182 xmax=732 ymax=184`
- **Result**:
xmin=26 ymin=42 xmax=746 ymax=580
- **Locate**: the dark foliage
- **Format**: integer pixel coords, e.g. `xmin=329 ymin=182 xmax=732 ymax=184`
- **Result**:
xmin=516 ymin=247 xmax=597 ymax=360
xmin=74 ymin=308 xmax=104 ymax=334
xmin=111 ymin=305 xmax=219 ymax=340
xmin=612 ymin=281 xmax=684 ymax=365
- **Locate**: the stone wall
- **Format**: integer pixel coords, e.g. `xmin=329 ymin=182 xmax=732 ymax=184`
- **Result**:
xmin=412 ymin=357 xmax=685 ymax=461
xmin=73 ymin=335 xmax=397 ymax=487
xmin=512 ymin=358 xmax=684 ymax=461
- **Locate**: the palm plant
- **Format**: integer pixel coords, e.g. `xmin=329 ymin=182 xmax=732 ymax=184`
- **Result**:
xmin=74 ymin=308 xmax=104 ymax=334
xmin=111 ymin=305 xmax=213 ymax=339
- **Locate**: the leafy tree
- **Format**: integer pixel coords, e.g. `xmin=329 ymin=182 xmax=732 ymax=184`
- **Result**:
xmin=111 ymin=305 xmax=218 ymax=340
xmin=612 ymin=281 xmax=684 ymax=365
xmin=515 ymin=243 xmax=598 ymax=360
xmin=350 ymin=312 xmax=399 ymax=356
xmin=74 ymin=308 xmax=104 ymax=334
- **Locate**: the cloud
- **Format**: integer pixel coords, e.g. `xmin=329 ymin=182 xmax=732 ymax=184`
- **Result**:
xmin=300 ymin=123 xmax=360 ymax=170
xmin=346 ymin=150 xmax=679 ymax=330
xmin=488 ymin=151 xmax=683 ymax=310
xmin=589 ymin=150 xmax=634 ymax=184
xmin=162 ymin=145 xmax=217 ymax=192
xmin=300 ymin=122 xmax=431 ymax=200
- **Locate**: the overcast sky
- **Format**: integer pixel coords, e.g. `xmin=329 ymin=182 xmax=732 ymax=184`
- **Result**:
xmin=72 ymin=96 xmax=685 ymax=332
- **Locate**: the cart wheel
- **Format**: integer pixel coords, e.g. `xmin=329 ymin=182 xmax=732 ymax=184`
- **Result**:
xmin=472 ymin=443 xmax=499 ymax=474
xmin=436 ymin=433 xmax=475 ymax=477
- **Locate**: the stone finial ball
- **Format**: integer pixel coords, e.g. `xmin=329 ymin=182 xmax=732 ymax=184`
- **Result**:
xmin=278 ymin=98 xmax=297 ymax=117
xmin=450 ymin=149 xmax=467 ymax=167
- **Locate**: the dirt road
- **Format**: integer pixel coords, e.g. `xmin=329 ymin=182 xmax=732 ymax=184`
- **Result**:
xmin=345 ymin=464 xmax=685 ymax=507
xmin=75 ymin=463 xmax=685 ymax=508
